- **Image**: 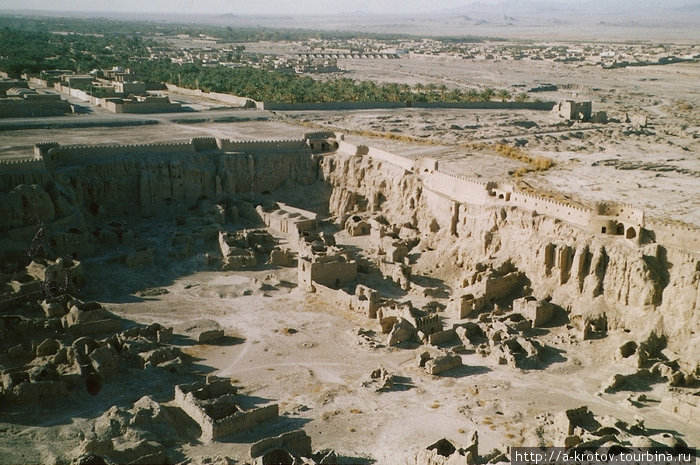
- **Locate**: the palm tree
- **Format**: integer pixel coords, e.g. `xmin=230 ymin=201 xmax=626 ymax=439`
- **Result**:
xmin=480 ymin=87 xmax=495 ymax=101
xmin=496 ymin=89 xmax=511 ymax=102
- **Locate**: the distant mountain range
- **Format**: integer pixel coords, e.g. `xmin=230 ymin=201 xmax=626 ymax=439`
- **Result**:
xmin=431 ymin=0 xmax=698 ymax=15
xmin=418 ymin=0 xmax=700 ymax=21
xmin=0 ymin=0 xmax=697 ymax=40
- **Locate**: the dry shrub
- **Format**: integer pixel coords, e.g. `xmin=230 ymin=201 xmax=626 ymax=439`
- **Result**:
xmin=532 ymin=156 xmax=553 ymax=170
xmin=676 ymin=101 xmax=693 ymax=112
xmin=485 ymin=143 xmax=555 ymax=174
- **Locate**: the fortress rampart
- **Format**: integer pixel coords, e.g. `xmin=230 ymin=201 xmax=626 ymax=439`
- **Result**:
xmin=0 ymin=136 xmax=333 ymax=221
xmin=646 ymin=219 xmax=700 ymax=253
xmin=44 ymin=142 xmax=197 ymax=168
xmin=1 ymin=133 xmax=698 ymax=253
xmin=338 ymin=138 xmax=699 ymax=254
xmin=11 ymin=136 xmax=323 ymax=171
xmin=217 ymin=139 xmax=308 ymax=153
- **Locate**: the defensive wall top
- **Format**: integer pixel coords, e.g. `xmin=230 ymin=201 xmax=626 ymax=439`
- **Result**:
xmin=336 ymin=136 xmax=699 ymax=253
xmin=22 ymin=135 xmax=336 ymax=169
xmin=2 ymin=132 xmax=697 ymax=253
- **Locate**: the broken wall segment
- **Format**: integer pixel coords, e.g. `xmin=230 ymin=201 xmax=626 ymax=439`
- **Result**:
xmin=329 ymin=140 xmax=695 ymax=254
xmin=418 ymin=349 xmax=463 ymax=375
xmin=453 ymin=270 xmax=526 ymax=319
xmin=62 ymin=300 xmax=121 ymax=336
xmin=298 ymin=254 xmax=357 ymax=290
xmin=553 ymin=100 xmax=592 ymax=121
xmin=513 ymin=296 xmax=555 ymax=327
xmin=258 ymin=202 xmax=318 ymax=244
xmin=174 ymin=377 xmax=279 ymax=443
xmin=219 ymin=231 xmax=258 ymax=270
xmin=312 ymin=282 xmax=381 ymax=319
xmin=249 ymin=429 xmax=313 ymax=461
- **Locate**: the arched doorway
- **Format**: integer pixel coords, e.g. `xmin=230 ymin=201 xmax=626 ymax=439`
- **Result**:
xmin=626 ymin=227 xmax=637 ymax=239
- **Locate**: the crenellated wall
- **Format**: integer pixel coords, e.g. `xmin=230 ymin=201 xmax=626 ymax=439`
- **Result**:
xmin=217 ymin=139 xmax=308 ymax=153
xmin=44 ymin=141 xmax=197 ymax=168
xmin=0 ymin=135 xmax=330 ymax=263
xmin=508 ymin=191 xmax=592 ymax=228
xmin=331 ymin=139 xmax=697 ymax=254
xmin=0 ymin=159 xmax=51 ymax=193
xmin=424 ymin=171 xmax=492 ymax=206
xmin=359 ymin=145 xmax=415 ymax=172
xmin=647 ymin=219 xmax=700 ymax=253
xmin=595 ymin=201 xmax=645 ymax=226
xmin=321 ymin=151 xmax=699 ymax=367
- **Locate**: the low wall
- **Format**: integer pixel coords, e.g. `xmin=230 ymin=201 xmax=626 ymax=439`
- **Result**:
xmin=428 ymin=328 xmax=456 ymax=345
xmin=165 ymin=84 xmax=259 ymax=108
xmin=314 ymin=282 xmax=353 ymax=309
xmin=363 ymin=145 xmax=414 ymax=171
xmin=174 ymin=384 xmax=279 ymax=442
xmin=0 ymin=100 xmax=71 ymax=118
xmin=261 ymin=100 xmax=555 ymax=111
xmin=309 ymin=260 xmax=357 ymax=288
xmin=262 ymin=101 xmax=405 ymax=111
xmin=509 ymin=191 xmax=591 ymax=228
xmin=45 ymin=142 xmax=196 ymax=167
xmin=249 ymin=430 xmax=312 ymax=459
xmin=218 ymin=138 xmax=308 ymax=153
xmin=410 ymin=101 xmax=555 ymax=110
xmin=54 ymin=84 xmax=108 ymax=106
xmin=647 ymin=219 xmax=700 ymax=254
xmin=105 ymin=100 xmax=183 ymax=114
xmin=210 ymin=404 xmax=279 ymax=442
xmin=313 ymin=282 xmax=375 ymax=318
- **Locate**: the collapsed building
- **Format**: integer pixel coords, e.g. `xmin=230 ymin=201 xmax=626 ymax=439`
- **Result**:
xmin=0 ymin=128 xmax=698 ymax=462
xmin=174 ymin=376 xmax=279 ymax=443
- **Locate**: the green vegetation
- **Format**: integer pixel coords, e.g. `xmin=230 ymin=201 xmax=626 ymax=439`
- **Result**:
xmin=0 ymin=27 xmax=153 ymax=75
xmin=0 ymin=15 xmax=515 ymax=104
xmin=465 ymin=142 xmax=555 ymax=175
xmin=0 ymin=15 xmax=490 ymax=44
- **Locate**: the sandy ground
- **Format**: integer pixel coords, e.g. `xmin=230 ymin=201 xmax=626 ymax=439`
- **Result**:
xmin=2 ymin=59 xmax=697 ymax=224
xmin=1 ymin=46 xmax=698 ymax=464
xmin=87 ymin=225 xmax=700 ymax=463
xmin=2 ymin=205 xmax=695 ymax=463
xmin=283 ymin=59 xmax=700 ymax=225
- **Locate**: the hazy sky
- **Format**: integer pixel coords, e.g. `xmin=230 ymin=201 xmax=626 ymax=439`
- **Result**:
xmin=1 ymin=0 xmax=694 ymax=16
xmin=0 ymin=0 xmax=580 ymax=15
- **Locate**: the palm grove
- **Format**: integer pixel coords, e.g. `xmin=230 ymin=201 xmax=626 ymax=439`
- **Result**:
xmin=0 ymin=17 xmax=525 ymax=104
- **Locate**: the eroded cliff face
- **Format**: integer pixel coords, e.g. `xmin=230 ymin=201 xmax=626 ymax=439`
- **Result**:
xmin=59 ymin=151 xmax=321 ymax=216
xmin=0 ymin=150 xmax=321 ymax=265
xmin=322 ymin=153 xmax=699 ymax=366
